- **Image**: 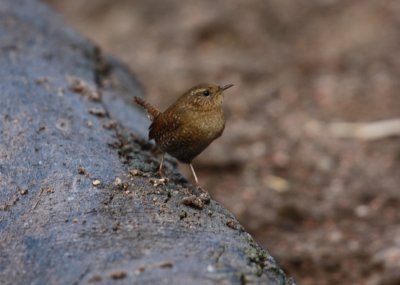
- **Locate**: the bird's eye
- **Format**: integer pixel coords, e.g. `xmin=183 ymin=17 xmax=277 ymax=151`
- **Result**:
xmin=202 ymin=90 xmax=211 ymax=96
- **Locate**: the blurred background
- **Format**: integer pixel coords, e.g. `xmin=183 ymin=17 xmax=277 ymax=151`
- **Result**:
xmin=46 ymin=1 xmax=400 ymax=284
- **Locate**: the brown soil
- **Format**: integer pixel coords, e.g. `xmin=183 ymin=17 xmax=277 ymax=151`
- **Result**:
xmin=46 ymin=1 xmax=400 ymax=284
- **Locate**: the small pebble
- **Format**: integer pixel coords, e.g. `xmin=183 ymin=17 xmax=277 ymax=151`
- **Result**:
xmin=103 ymin=120 xmax=118 ymax=129
xmin=78 ymin=166 xmax=87 ymax=175
xmin=88 ymin=108 xmax=106 ymax=117
xmin=114 ymin=177 xmax=122 ymax=187
xmin=129 ymin=169 xmax=141 ymax=176
xmin=226 ymin=219 xmax=243 ymax=231
xmin=110 ymin=271 xmax=127 ymax=280
xmin=20 ymin=189 xmax=28 ymax=195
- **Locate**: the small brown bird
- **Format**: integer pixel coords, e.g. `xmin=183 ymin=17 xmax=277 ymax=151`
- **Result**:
xmin=134 ymin=83 xmax=233 ymax=186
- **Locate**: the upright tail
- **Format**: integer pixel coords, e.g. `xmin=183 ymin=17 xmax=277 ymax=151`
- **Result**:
xmin=134 ymin=96 xmax=161 ymax=121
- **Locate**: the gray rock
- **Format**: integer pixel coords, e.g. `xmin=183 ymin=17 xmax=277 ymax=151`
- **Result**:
xmin=0 ymin=0 xmax=295 ymax=284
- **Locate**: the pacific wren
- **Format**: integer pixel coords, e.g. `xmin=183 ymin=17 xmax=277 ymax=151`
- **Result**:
xmin=134 ymin=83 xmax=233 ymax=185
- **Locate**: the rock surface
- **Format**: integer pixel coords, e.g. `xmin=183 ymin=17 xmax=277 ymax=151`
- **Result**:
xmin=0 ymin=1 xmax=294 ymax=284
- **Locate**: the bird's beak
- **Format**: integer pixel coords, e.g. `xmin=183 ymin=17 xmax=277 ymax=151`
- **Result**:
xmin=220 ymin=84 xmax=234 ymax=91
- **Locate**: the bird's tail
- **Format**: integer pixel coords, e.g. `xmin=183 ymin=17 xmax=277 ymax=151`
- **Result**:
xmin=134 ymin=96 xmax=160 ymax=120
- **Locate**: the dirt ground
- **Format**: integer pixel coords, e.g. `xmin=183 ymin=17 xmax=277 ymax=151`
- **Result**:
xmin=46 ymin=1 xmax=400 ymax=284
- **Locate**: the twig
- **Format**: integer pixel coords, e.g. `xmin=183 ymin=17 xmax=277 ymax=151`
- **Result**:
xmin=305 ymin=118 xmax=400 ymax=140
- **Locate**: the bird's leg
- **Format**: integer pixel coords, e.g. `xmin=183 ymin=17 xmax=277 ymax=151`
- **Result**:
xmin=189 ymin=163 xmax=210 ymax=204
xmin=150 ymin=154 xmax=168 ymax=187
xmin=158 ymin=154 xmax=165 ymax=178
xmin=189 ymin=163 xmax=199 ymax=185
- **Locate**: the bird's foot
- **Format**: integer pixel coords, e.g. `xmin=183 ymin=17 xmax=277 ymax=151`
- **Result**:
xmin=195 ymin=186 xmax=210 ymax=204
xmin=181 ymin=195 xmax=205 ymax=210
xmin=181 ymin=184 xmax=210 ymax=209
xmin=150 ymin=177 xmax=168 ymax=187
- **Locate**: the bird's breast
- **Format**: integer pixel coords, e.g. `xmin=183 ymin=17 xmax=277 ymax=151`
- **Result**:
xmin=188 ymin=109 xmax=225 ymax=140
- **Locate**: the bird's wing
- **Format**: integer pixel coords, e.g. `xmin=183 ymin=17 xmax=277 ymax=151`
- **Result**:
xmin=148 ymin=111 xmax=182 ymax=141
